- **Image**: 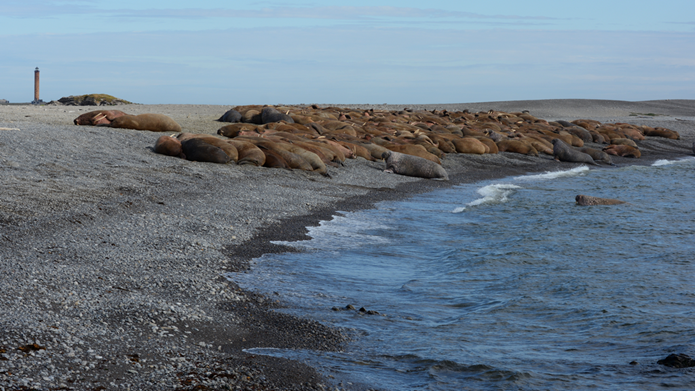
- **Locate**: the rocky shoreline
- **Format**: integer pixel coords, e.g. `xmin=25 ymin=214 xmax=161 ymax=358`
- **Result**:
xmin=0 ymin=100 xmax=693 ymax=390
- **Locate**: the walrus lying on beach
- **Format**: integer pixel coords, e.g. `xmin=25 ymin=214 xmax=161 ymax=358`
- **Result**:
xmin=603 ymin=144 xmax=641 ymax=158
xmin=382 ymin=151 xmax=449 ymax=180
xmin=643 ymin=127 xmax=680 ymax=140
xmin=577 ymin=147 xmax=614 ymax=165
xmin=73 ymin=110 xmax=128 ymax=126
xmin=153 ymin=135 xmax=184 ymax=158
xmin=180 ymin=138 xmax=230 ymax=164
xmin=496 ymin=139 xmax=539 ymax=156
xmin=552 ymin=139 xmax=597 ymax=165
xmin=575 ymin=195 xmax=626 ymax=206
xmin=218 ymin=109 xmax=242 ymax=123
xmin=110 ymin=114 xmax=182 ymax=133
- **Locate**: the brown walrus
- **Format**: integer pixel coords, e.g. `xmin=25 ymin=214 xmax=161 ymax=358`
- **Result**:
xmin=153 ymin=135 xmax=184 ymax=158
xmin=575 ymin=195 xmax=626 ymax=206
xmin=610 ymin=138 xmax=638 ymax=148
xmin=74 ymin=110 xmax=128 ymax=126
xmin=451 ymin=137 xmax=488 ymax=154
xmin=110 ymin=114 xmax=182 ymax=133
xmin=226 ymin=139 xmax=266 ymax=166
xmin=383 ymin=151 xmax=448 ymax=180
xmin=603 ymin=144 xmax=641 ymax=158
xmin=643 ymin=127 xmax=680 ymax=140
xmin=496 ymin=139 xmax=539 ymax=157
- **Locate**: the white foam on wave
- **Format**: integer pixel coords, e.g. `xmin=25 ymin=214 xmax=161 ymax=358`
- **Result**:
xmin=652 ymin=157 xmax=695 ymax=167
xmin=652 ymin=159 xmax=676 ymax=167
xmin=452 ymin=184 xmax=521 ymax=213
xmin=514 ymin=166 xmax=590 ymax=181
xmin=271 ymin=213 xmax=392 ymax=251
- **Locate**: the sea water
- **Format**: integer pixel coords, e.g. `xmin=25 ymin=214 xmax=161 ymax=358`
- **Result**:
xmin=230 ymin=158 xmax=695 ymax=390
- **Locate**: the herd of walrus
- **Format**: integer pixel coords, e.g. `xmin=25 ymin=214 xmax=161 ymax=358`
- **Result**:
xmin=74 ymin=105 xmax=688 ymax=205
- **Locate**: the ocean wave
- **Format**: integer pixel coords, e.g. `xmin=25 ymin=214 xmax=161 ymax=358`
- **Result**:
xmin=652 ymin=157 xmax=695 ymax=167
xmin=452 ymin=184 xmax=521 ymax=213
xmin=271 ymin=213 xmax=391 ymax=250
xmin=513 ymin=166 xmax=590 ymax=181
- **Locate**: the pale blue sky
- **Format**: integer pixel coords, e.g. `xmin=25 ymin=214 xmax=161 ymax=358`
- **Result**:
xmin=1 ymin=1 xmax=694 ymax=104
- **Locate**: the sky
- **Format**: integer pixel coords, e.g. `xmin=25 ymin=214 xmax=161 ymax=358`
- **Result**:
xmin=1 ymin=1 xmax=694 ymax=105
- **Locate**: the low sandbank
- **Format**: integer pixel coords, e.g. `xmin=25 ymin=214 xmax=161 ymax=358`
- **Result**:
xmin=0 ymin=99 xmax=693 ymax=390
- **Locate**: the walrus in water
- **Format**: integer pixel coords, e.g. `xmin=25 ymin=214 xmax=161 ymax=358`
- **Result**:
xmin=110 ymin=114 xmax=182 ymax=133
xmin=575 ymin=195 xmax=626 ymax=206
xmin=74 ymin=110 xmax=128 ymax=126
xmin=382 ymin=151 xmax=448 ymax=180
xmin=551 ymin=139 xmax=597 ymax=165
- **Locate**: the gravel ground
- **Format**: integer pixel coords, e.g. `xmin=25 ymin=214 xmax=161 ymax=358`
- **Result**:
xmin=0 ymin=100 xmax=693 ymax=390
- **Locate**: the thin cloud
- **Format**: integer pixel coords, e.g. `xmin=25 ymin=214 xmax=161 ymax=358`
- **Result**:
xmin=113 ymin=6 xmax=562 ymax=22
xmin=1 ymin=3 xmax=564 ymax=24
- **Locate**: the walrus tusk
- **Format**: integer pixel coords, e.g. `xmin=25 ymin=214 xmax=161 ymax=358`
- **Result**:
xmin=0 ymin=127 xmax=20 ymax=131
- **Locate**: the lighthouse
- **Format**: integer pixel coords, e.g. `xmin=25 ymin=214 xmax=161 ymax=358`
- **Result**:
xmin=32 ymin=67 xmax=43 ymax=104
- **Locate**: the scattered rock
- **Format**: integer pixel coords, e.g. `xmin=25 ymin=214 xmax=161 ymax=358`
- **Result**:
xmin=658 ymin=353 xmax=695 ymax=368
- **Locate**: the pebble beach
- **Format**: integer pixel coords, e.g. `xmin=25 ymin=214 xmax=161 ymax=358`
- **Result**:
xmin=0 ymin=99 xmax=693 ymax=390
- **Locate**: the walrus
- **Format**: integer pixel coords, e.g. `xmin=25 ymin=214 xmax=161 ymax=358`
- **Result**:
xmin=110 ymin=114 xmax=182 ymax=133
xmin=496 ymin=139 xmax=539 ymax=157
xmin=451 ymin=137 xmax=488 ymax=154
xmin=226 ymin=139 xmax=266 ymax=166
xmin=180 ymin=139 xmax=230 ymax=164
xmin=74 ymin=110 xmax=128 ymax=126
xmin=382 ymin=151 xmax=448 ymax=180
xmin=575 ymin=195 xmax=626 ymax=206
xmin=558 ymin=122 xmax=593 ymax=143
xmin=218 ymin=109 xmax=242 ymax=123
xmin=578 ymin=147 xmax=614 ymax=165
xmin=643 ymin=127 xmax=680 ymax=140
xmin=603 ymin=144 xmax=641 ymax=158
xmin=175 ymin=133 xmax=239 ymax=162
xmin=385 ymin=144 xmax=441 ymax=164
xmin=610 ymin=138 xmax=638 ymax=147
xmin=217 ymin=123 xmax=263 ymax=138
xmin=472 ymin=136 xmax=499 ymax=154
xmin=153 ymin=135 xmax=184 ymax=158
xmin=261 ymin=107 xmax=294 ymax=124
xmin=261 ymin=148 xmax=291 ymax=169
xmin=551 ymin=139 xmax=597 ymax=165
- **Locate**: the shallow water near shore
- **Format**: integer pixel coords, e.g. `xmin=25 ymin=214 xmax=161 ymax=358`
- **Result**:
xmin=231 ymin=158 xmax=695 ymax=390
